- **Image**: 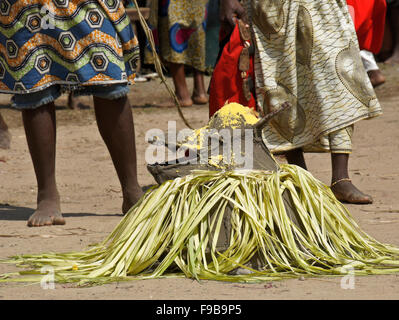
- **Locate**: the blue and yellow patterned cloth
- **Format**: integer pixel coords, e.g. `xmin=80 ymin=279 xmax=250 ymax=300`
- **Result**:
xmin=0 ymin=0 xmax=139 ymax=94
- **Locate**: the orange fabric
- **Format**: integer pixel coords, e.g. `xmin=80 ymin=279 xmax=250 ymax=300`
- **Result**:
xmin=208 ymin=23 xmax=256 ymax=117
xmin=347 ymin=0 xmax=387 ymax=53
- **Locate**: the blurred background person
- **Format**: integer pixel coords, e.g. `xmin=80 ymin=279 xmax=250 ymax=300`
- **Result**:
xmin=380 ymin=0 xmax=399 ymax=64
xmin=0 ymin=112 xmax=10 ymax=150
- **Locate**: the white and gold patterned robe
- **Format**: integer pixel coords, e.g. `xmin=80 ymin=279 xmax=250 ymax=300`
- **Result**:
xmin=245 ymin=0 xmax=382 ymax=153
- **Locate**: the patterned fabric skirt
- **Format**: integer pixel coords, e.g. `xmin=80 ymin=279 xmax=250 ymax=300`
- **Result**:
xmin=244 ymin=0 xmax=382 ymax=154
xmin=145 ymin=0 xmax=208 ymax=72
xmin=0 ymin=0 xmax=139 ymax=95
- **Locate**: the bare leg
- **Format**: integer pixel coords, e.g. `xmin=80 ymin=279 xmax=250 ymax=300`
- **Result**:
xmin=170 ymin=63 xmax=193 ymax=106
xmin=285 ymin=148 xmax=307 ymax=170
xmin=22 ymin=103 xmax=64 ymax=227
xmin=286 ymin=149 xmax=373 ymax=204
xmin=378 ymin=17 xmax=393 ymax=61
xmin=192 ymin=69 xmax=208 ymax=104
xmin=157 ymin=63 xmax=193 ymax=107
xmin=93 ymin=95 xmax=143 ymax=214
xmin=330 ymin=153 xmax=372 ymax=204
xmin=385 ymin=7 xmax=399 ymax=64
xmin=367 ymin=70 xmax=385 ymax=88
xmin=67 ymin=93 xmax=78 ymax=109
xmin=0 ymin=112 xmax=11 ymax=149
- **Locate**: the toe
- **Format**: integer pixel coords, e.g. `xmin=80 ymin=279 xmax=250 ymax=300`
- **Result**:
xmin=43 ymin=217 xmax=54 ymax=226
xmin=351 ymin=194 xmax=373 ymax=204
xmin=27 ymin=211 xmax=65 ymax=227
xmin=342 ymin=191 xmax=373 ymax=205
xmin=331 ymin=181 xmax=373 ymax=205
xmin=27 ymin=219 xmax=34 ymax=227
xmin=53 ymin=216 xmax=66 ymax=225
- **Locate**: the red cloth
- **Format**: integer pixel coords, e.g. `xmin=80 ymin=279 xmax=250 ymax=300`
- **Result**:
xmin=208 ymin=23 xmax=256 ymax=118
xmin=347 ymin=0 xmax=387 ymax=54
xmin=209 ymin=2 xmax=387 ymax=117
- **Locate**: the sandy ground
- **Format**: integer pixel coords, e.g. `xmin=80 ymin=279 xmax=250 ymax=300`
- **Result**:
xmin=0 ymin=65 xmax=399 ymax=301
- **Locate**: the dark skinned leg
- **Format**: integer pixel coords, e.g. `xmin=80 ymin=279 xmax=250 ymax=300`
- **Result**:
xmin=157 ymin=63 xmax=193 ymax=108
xmin=378 ymin=16 xmax=393 ymax=61
xmin=170 ymin=63 xmax=192 ymax=106
xmin=67 ymin=92 xmax=77 ymax=109
xmin=385 ymin=7 xmax=399 ymax=64
xmin=192 ymin=68 xmax=208 ymax=105
xmin=0 ymin=112 xmax=11 ymax=149
xmin=22 ymin=103 xmax=64 ymax=227
xmin=93 ymin=95 xmax=143 ymax=214
xmin=285 ymin=148 xmax=308 ymax=170
xmin=286 ymin=148 xmax=373 ymax=204
xmin=330 ymin=153 xmax=373 ymax=204
xmin=367 ymin=70 xmax=386 ymax=88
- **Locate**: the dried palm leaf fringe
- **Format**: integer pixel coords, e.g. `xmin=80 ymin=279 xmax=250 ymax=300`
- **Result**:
xmin=2 ymin=165 xmax=399 ymax=285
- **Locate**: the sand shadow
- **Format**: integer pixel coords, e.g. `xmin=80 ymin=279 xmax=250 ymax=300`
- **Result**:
xmin=0 ymin=204 xmax=34 ymax=221
xmin=63 ymin=212 xmax=121 ymax=218
xmin=0 ymin=185 xmax=157 ymax=221
xmin=0 ymin=204 xmax=121 ymax=221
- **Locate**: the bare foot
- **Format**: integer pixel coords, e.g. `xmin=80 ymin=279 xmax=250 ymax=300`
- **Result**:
xmin=192 ymin=94 xmax=208 ymax=105
xmin=367 ymin=70 xmax=385 ymax=88
xmin=330 ymin=179 xmax=373 ymax=204
xmin=156 ymin=98 xmax=193 ymax=108
xmin=122 ymin=187 xmax=145 ymax=215
xmin=27 ymin=192 xmax=65 ymax=227
xmin=384 ymin=52 xmax=399 ymax=64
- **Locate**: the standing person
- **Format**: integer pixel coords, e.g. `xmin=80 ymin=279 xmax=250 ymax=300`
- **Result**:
xmin=146 ymin=0 xmax=209 ymax=107
xmin=382 ymin=0 xmax=399 ymax=64
xmin=215 ymin=0 xmax=382 ymax=204
xmin=0 ymin=0 xmax=143 ymax=226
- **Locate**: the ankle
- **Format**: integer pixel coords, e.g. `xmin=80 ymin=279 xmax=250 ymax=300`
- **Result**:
xmin=36 ymin=191 xmax=61 ymax=214
xmin=192 ymin=88 xmax=206 ymax=97
xmin=122 ymin=186 xmax=144 ymax=214
xmin=37 ymin=187 xmax=60 ymax=203
xmin=122 ymin=183 xmax=142 ymax=198
xmin=175 ymin=87 xmax=191 ymax=101
xmin=331 ymin=172 xmax=350 ymax=183
xmin=330 ymin=177 xmax=351 ymax=188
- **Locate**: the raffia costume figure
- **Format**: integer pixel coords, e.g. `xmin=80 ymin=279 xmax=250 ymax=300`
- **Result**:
xmin=3 ymin=103 xmax=399 ymax=284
